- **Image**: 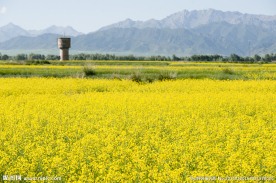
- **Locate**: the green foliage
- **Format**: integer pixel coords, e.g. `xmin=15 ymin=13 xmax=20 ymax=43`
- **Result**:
xmin=111 ymin=73 xmax=122 ymax=80
xmin=25 ymin=60 xmax=51 ymax=65
xmin=229 ymin=54 xmax=241 ymax=62
xmin=222 ymin=68 xmax=235 ymax=75
xmin=172 ymin=54 xmax=181 ymax=61
xmin=71 ymin=53 xmax=171 ymax=61
xmin=1 ymin=52 xmax=276 ymax=63
xmin=15 ymin=54 xmax=27 ymax=61
xmin=158 ymin=71 xmax=178 ymax=81
xmin=83 ymin=65 xmax=97 ymax=76
xmin=190 ymin=54 xmax=223 ymax=61
xmin=0 ymin=54 xmax=9 ymax=60
xmin=28 ymin=53 xmax=45 ymax=60
xmin=254 ymin=54 xmax=262 ymax=62
xmin=144 ymin=76 xmax=155 ymax=83
xmin=130 ymin=72 xmax=143 ymax=83
xmin=0 ymin=60 xmax=275 ymax=80
xmin=46 ymin=55 xmax=60 ymax=60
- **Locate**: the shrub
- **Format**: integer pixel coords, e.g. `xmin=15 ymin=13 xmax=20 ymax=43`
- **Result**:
xmin=222 ymin=68 xmax=235 ymax=75
xmin=145 ymin=76 xmax=155 ymax=83
xmin=158 ymin=71 xmax=178 ymax=81
xmin=111 ymin=73 xmax=122 ymax=80
xmin=83 ymin=65 xmax=96 ymax=76
xmin=25 ymin=60 xmax=51 ymax=65
xmin=130 ymin=72 xmax=143 ymax=83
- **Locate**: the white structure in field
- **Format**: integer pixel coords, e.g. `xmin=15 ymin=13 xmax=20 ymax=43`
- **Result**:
xmin=58 ymin=37 xmax=71 ymax=61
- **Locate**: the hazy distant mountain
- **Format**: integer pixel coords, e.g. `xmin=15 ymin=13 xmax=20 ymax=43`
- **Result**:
xmin=75 ymin=22 xmax=276 ymax=55
xmin=1 ymin=9 xmax=276 ymax=56
xmin=28 ymin=25 xmax=83 ymax=37
xmin=0 ymin=23 xmax=83 ymax=42
xmin=0 ymin=23 xmax=30 ymax=42
xmin=2 ymin=23 xmax=276 ymax=56
xmin=0 ymin=34 xmax=58 ymax=50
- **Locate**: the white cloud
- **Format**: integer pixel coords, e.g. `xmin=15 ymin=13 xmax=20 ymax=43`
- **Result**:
xmin=0 ymin=6 xmax=7 ymax=14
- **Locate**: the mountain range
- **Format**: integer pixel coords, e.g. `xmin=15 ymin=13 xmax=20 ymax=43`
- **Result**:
xmin=0 ymin=23 xmax=83 ymax=42
xmin=1 ymin=9 xmax=276 ymax=56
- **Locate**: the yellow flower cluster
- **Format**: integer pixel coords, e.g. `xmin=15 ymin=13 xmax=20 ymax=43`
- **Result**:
xmin=0 ymin=78 xmax=275 ymax=182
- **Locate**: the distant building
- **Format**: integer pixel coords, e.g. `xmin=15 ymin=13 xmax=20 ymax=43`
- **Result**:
xmin=58 ymin=37 xmax=71 ymax=61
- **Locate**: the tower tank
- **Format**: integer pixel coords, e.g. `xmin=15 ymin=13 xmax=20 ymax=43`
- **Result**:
xmin=58 ymin=37 xmax=71 ymax=61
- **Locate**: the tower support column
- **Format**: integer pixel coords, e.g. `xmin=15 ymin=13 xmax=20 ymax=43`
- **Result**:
xmin=60 ymin=49 xmax=69 ymax=61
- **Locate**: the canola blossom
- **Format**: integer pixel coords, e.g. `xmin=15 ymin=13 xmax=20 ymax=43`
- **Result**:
xmin=0 ymin=78 xmax=275 ymax=182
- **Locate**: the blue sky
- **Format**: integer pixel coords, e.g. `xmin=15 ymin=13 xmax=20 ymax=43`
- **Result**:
xmin=0 ymin=0 xmax=275 ymax=33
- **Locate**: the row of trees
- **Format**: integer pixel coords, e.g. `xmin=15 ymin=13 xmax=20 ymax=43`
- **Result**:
xmin=0 ymin=53 xmax=275 ymax=62
xmin=174 ymin=54 xmax=276 ymax=62
xmin=71 ymin=53 xmax=171 ymax=61
xmin=0 ymin=53 xmax=60 ymax=61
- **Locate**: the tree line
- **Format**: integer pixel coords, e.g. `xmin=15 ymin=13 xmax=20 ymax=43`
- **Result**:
xmin=0 ymin=53 xmax=275 ymax=63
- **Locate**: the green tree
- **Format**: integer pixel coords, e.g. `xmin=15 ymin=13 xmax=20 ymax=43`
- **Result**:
xmin=263 ymin=54 xmax=272 ymax=62
xmin=15 ymin=54 xmax=27 ymax=61
xmin=229 ymin=54 xmax=241 ymax=62
xmin=2 ymin=54 xmax=9 ymax=60
xmin=172 ymin=54 xmax=180 ymax=61
xmin=253 ymin=54 xmax=261 ymax=62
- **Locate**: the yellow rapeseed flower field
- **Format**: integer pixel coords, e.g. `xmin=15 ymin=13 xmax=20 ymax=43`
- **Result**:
xmin=0 ymin=78 xmax=275 ymax=182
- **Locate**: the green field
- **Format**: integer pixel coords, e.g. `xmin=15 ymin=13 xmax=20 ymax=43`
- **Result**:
xmin=0 ymin=60 xmax=275 ymax=81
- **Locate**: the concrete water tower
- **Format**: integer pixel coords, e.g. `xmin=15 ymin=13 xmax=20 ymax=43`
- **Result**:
xmin=58 ymin=37 xmax=71 ymax=61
